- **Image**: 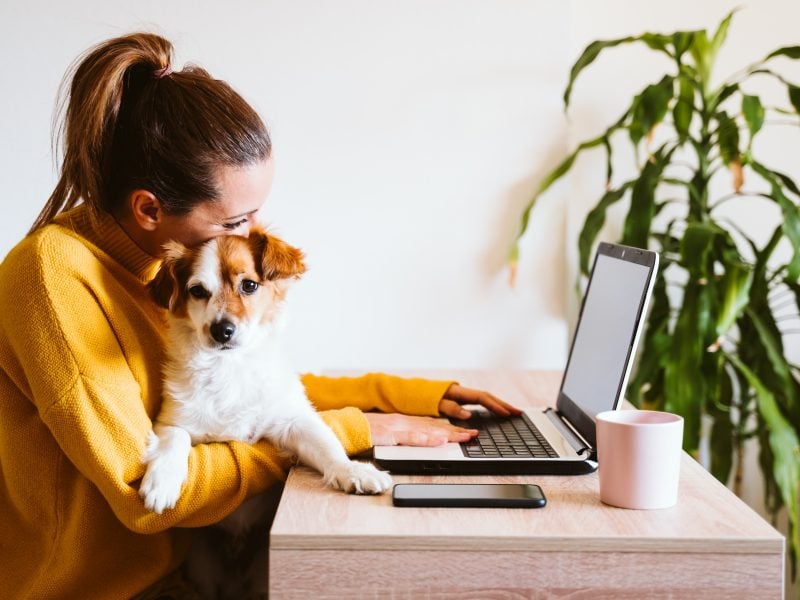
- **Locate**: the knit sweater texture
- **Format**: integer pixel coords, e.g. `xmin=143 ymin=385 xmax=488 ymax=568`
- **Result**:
xmin=0 ymin=206 xmax=452 ymax=599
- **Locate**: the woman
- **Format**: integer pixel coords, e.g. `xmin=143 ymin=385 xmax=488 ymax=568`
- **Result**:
xmin=0 ymin=33 xmax=517 ymax=598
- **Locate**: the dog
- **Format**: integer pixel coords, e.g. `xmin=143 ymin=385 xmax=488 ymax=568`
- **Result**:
xmin=139 ymin=227 xmax=391 ymax=518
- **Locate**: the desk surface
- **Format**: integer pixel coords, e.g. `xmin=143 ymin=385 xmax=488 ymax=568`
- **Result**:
xmin=269 ymin=370 xmax=784 ymax=599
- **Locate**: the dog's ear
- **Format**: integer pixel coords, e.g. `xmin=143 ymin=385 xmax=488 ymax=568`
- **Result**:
xmin=148 ymin=241 xmax=188 ymax=311
xmin=249 ymin=227 xmax=306 ymax=281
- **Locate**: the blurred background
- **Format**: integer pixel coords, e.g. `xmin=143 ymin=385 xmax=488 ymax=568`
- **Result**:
xmin=3 ymin=0 xmax=799 ymax=593
xmin=2 ymin=0 xmax=797 ymax=373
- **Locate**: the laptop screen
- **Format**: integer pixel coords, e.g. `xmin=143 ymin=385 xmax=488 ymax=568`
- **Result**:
xmin=556 ymin=243 xmax=658 ymax=446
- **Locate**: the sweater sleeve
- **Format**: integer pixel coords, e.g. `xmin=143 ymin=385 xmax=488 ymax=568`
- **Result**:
xmin=302 ymin=372 xmax=456 ymax=417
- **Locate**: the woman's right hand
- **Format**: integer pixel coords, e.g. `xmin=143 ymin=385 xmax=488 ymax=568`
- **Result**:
xmin=363 ymin=413 xmax=478 ymax=447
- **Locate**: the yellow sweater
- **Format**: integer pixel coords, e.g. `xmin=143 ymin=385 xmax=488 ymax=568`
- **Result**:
xmin=0 ymin=206 xmax=452 ymax=599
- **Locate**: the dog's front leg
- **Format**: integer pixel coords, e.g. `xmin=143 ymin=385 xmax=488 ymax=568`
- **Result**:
xmin=139 ymin=423 xmax=192 ymax=514
xmin=282 ymin=416 xmax=391 ymax=495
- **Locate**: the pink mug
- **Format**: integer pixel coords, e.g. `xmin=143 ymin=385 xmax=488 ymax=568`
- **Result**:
xmin=596 ymin=410 xmax=684 ymax=509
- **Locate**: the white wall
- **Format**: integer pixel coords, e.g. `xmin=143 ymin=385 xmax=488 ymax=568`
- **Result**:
xmin=3 ymin=2 xmax=797 ymax=370
xmin=6 ymin=1 xmax=796 ymax=373
xmin=0 ymin=0 xmax=572 ymax=373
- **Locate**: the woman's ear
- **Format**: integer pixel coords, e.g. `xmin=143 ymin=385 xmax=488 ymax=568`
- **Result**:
xmin=249 ymin=227 xmax=306 ymax=281
xmin=128 ymin=190 xmax=164 ymax=231
xmin=147 ymin=241 xmax=188 ymax=310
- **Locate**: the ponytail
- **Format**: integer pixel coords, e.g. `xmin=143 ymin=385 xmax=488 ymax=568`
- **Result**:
xmin=31 ymin=33 xmax=271 ymax=233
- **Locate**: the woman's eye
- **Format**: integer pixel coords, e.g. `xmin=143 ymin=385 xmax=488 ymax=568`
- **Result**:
xmin=189 ymin=285 xmax=210 ymax=299
xmin=223 ymin=218 xmax=248 ymax=231
xmin=240 ymin=280 xmax=260 ymax=295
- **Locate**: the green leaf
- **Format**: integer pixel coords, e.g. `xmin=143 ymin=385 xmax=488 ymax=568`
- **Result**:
xmin=710 ymin=9 xmax=736 ymax=58
xmin=689 ymin=10 xmax=738 ymax=97
xmin=708 ymin=359 xmax=734 ymax=484
xmin=715 ymin=111 xmax=740 ymax=166
xmin=622 ymin=145 xmax=675 ymax=248
xmin=665 ymin=279 xmax=712 ymax=452
xmin=672 ymin=31 xmax=695 ymax=58
xmin=709 ymin=83 xmax=739 ymax=112
xmin=564 ymin=37 xmax=635 ymax=108
xmin=757 ymin=426 xmax=783 ymax=516
xmin=745 ymin=308 xmax=792 ymax=393
xmin=602 ymin=137 xmax=613 ymax=186
xmin=689 ymin=30 xmax=712 ymax=90
xmin=577 ymin=183 xmax=634 ymax=275
xmin=747 ymin=67 xmax=800 ymax=91
xmin=755 ymin=226 xmax=785 ymax=281
xmin=742 ymin=95 xmax=765 ymax=141
xmin=766 ymin=46 xmax=800 ymax=60
xmin=641 ymin=33 xmax=675 ymax=53
xmin=727 ymin=353 xmax=800 ymax=573
xmin=680 ymin=221 xmax=719 ymax=279
xmin=745 ymin=303 xmax=800 ymax=425
xmin=789 ymin=85 xmax=800 ymax=114
xmin=673 ymin=77 xmax=695 ymax=138
xmin=716 ymin=262 xmax=753 ymax=337
xmin=785 ymin=278 xmax=800 ymax=326
xmin=769 ymin=169 xmax=800 ymax=198
xmin=509 ymin=134 xmax=607 ymax=265
xmin=509 ymin=108 xmax=632 ymax=266
xmin=627 ymin=274 xmax=671 ymax=410
xmin=564 ymin=35 xmax=676 ymax=108
xmin=629 ymin=76 xmax=675 ymax=146
xmin=750 ymin=162 xmax=800 ymax=280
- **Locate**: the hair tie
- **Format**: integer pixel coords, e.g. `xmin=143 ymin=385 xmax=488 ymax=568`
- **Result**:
xmin=153 ymin=65 xmax=173 ymax=79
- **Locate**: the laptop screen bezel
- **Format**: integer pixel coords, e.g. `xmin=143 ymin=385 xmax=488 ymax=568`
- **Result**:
xmin=554 ymin=242 xmax=658 ymax=449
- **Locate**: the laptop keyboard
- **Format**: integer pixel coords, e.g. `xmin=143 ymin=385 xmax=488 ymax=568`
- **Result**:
xmin=452 ymin=411 xmax=558 ymax=459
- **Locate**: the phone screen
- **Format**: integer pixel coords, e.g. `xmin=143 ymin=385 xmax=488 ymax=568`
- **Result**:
xmin=392 ymin=483 xmax=546 ymax=508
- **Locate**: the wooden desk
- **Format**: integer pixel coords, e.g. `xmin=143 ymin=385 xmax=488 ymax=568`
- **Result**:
xmin=269 ymin=371 xmax=785 ymax=599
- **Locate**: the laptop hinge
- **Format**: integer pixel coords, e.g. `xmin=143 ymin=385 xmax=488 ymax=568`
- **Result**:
xmin=544 ymin=408 xmax=592 ymax=456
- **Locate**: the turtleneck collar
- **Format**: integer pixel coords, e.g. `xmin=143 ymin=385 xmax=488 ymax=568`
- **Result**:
xmin=53 ymin=205 xmax=162 ymax=283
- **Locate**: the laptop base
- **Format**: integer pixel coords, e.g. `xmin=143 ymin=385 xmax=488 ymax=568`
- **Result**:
xmin=374 ymin=458 xmax=598 ymax=476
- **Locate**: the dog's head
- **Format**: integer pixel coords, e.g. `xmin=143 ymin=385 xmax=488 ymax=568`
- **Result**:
xmin=148 ymin=226 xmax=306 ymax=350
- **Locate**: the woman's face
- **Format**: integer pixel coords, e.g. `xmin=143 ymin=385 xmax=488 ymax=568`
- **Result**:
xmin=155 ymin=157 xmax=276 ymax=250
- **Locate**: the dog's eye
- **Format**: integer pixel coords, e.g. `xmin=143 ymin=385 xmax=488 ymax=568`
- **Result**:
xmin=189 ymin=285 xmax=210 ymax=299
xmin=240 ymin=280 xmax=260 ymax=295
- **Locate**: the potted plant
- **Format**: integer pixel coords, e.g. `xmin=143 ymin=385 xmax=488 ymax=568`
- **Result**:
xmin=509 ymin=10 xmax=800 ymax=574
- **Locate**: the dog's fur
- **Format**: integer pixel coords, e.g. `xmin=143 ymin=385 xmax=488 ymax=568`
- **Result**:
xmin=139 ymin=227 xmax=391 ymax=518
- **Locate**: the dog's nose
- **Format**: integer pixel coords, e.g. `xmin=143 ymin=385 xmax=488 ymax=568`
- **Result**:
xmin=210 ymin=319 xmax=236 ymax=344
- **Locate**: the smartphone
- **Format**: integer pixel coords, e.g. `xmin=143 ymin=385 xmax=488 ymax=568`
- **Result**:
xmin=392 ymin=483 xmax=546 ymax=508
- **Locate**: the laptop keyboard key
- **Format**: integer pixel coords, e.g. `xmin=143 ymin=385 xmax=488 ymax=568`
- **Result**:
xmin=458 ymin=413 xmax=558 ymax=459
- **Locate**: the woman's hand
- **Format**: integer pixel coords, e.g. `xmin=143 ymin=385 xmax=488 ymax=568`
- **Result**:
xmin=438 ymin=383 xmax=523 ymax=420
xmin=363 ymin=384 xmax=522 ymax=447
xmin=363 ymin=413 xmax=478 ymax=447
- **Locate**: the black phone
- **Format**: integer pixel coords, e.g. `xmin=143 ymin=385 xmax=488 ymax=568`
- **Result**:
xmin=392 ymin=483 xmax=547 ymax=508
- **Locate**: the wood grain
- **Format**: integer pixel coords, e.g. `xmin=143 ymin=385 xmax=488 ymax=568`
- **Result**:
xmin=269 ymin=370 xmax=785 ymax=598
xmin=270 ymin=549 xmax=781 ymax=599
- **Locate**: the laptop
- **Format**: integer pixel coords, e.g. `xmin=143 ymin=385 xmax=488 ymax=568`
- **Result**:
xmin=373 ymin=242 xmax=659 ymax=476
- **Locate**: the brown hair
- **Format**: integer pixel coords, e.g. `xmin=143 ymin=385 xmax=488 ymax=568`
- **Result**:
xmin=31 ymin=32 xmax=271 ymax=233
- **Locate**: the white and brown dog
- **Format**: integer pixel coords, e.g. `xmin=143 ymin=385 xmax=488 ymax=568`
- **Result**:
xmin=139 ymin=227 xmax=391 ymax=516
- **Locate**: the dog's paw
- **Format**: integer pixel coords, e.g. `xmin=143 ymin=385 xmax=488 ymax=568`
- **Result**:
xmin=142 ymin=430 xmax=160 ymax=463
xmin=139 ymin=445 xmax=189 ymax=514
xmin=325 ymin=461 xmax=392 ymax=495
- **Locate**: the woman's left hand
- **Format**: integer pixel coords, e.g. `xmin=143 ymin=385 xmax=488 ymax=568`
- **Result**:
xmin=363 ymin=384 xmax=523 ymax=447
xmin=438 ymin=383 xmax=523 ymax=420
